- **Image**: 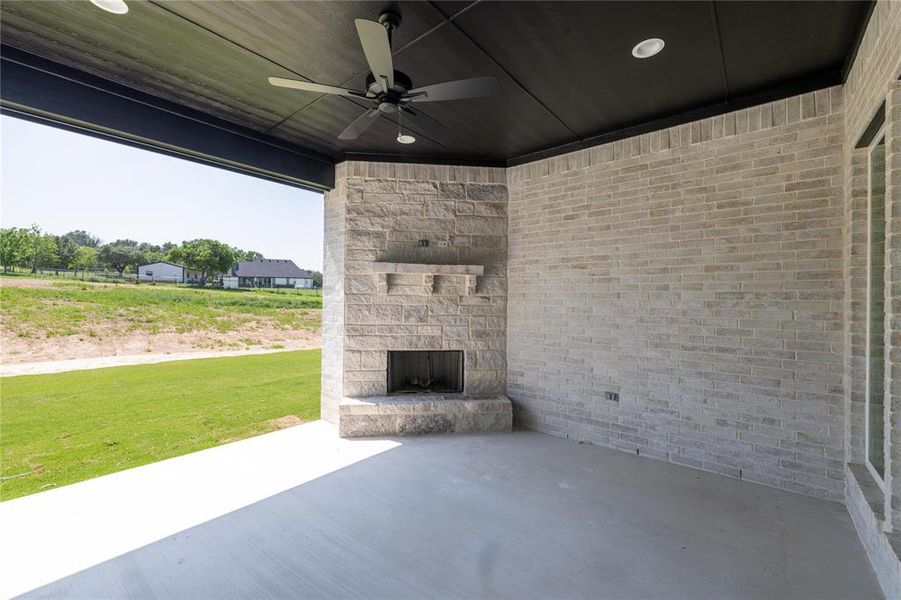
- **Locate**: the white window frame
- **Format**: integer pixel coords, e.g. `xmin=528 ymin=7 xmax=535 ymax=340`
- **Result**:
xmin=865 ymin=125 xmax=887 ymax=489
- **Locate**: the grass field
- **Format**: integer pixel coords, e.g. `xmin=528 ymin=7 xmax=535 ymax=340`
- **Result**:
xmin=0 ymin=349 xmax=321 ymax=501
xmin=1 ymin=277 xmax=322 ymax=339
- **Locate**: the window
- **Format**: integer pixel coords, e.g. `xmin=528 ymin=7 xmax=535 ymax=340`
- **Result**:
xmin=866 ymin=132 xmax=886 ymax=482
xmin=146 ymin=271 xmax=153 ymax=277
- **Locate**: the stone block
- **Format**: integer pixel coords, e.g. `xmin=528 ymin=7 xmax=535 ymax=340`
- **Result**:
xmin=338 ymin=395 xmax=513 ymax=437
xmin=363 ymin=179 xmax=397 ymax=193
xmin=472 ymin=202 xmax=508 ymax=217
xmin=456 ymin=216 xmax=506 ymax=235
xmin=439 ymin=182 xmax=466 ymax=199
xmin=346 ymin=274 xmax=377 ymax=295
xmin=346 ymin=304 xmax=404 ymax=325
xmin=467 ymin=183 xmax=509 ymax=202
xmin=347 ymin=230 xmax=387 ymax=250
xmin=398 ymin=180 xmax=439 ymax=194
xmin=403 ymin=305 xmax=429 ymax=324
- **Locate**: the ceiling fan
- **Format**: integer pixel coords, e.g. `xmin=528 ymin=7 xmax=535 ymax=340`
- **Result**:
xmin=268 ymin=11 xmax=498 ymax=145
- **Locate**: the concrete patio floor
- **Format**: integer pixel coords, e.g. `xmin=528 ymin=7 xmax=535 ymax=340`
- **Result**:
xmin=2 ymin=422 xmax=882 ymax=599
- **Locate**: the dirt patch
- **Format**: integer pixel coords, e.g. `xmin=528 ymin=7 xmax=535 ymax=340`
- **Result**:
xmin=1 ymin=277 xmax=111 ymax=289
xmin=268 ymin=415 xmax=306 ymax=430
xmin=1 ymin=318 xmax=321 ymax=364
xmin=1 ymin=277 xmax=322 ymax=365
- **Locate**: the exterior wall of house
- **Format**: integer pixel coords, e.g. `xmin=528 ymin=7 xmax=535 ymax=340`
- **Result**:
xmin=839 ymin=1 xmax=901 ymax=596
xmin=138 ymin=262 xmax=184 ymax=283
xmin=321 ymin=162 xmax=508 ymax=423
xmin=235 ymin=276 xmax=311 ymax=288
xmin=317 ymin=4 xmax=899 ymax=592
xmin=503 ymin=3 xmax=901 ymax=593
xmin=507 ymin=87 xmax=847 ymax=500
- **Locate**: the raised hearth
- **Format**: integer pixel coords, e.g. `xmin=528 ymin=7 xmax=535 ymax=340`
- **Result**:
xmin=338 ymin=395 xmax=512 ymax=437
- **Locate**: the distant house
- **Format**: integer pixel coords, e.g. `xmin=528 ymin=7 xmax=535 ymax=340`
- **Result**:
xmin=223 ymin=259 xmax=313 ymax=289
xmin=138 ymin=262 xmax=202 ymax=284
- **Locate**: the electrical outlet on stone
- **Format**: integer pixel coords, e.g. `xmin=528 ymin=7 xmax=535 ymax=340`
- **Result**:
xmin=418 ymin=239 xmax=429 ymax=247
xmin=604 ymin=391 xmax=619 ymax=402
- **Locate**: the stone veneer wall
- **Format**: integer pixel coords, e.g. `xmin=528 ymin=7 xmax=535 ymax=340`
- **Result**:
xmin=321 ymin=173 xmax=347 ymax=425
xmin=321 ymin=162 xmax=508 ymax=423
xmin=507 ymin=86 xmax=847 ymax=500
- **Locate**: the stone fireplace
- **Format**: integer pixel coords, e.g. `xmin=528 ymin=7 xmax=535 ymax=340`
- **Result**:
xmin=322 ymin=161 xmax=513 ymax=437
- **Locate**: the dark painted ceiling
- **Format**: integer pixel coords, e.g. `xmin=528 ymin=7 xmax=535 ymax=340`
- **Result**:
xmin=0 ymin=0 xmax=872 ymax=166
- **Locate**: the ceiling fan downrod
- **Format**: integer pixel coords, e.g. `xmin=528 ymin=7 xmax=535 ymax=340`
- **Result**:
xmin=377 ymin=10 xmax=402 ymax=46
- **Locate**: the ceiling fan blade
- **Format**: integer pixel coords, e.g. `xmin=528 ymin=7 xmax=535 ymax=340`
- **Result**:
xmin=400 ymin=106 xmax=454 ymax=145
xmin=355 ymin=19 xmax=394 ymax=92
xmin=406 ymin=76 xmax=499 ymax=102
xmin=338 ymin=108 xmax=381 ymax=140
xmin=268 ymin=77 xmax=368 ymax=98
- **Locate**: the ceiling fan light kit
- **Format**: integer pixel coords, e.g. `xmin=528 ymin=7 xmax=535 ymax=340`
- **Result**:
xmin=90 ymin=0 xmax=128 ymax=14
xmin=268 ymin=10 xmax=498 ymax=144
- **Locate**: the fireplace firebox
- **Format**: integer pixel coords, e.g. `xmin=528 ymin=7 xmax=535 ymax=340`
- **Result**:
xmin=387 ymin=351 xmax=463 ymax=394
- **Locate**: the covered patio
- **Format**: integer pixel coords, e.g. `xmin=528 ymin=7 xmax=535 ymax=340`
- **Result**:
xmin=2 ymin=0 xmax=900 ymax=597
xmin=0 ymin=422 xmax=881 ymax=599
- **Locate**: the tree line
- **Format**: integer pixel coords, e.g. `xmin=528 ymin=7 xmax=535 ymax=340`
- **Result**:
xmin=0 ymin=226 xmax=266 ymax=282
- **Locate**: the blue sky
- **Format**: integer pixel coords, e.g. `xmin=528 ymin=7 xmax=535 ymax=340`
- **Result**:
xmin=0 ymin=116 xmax=324 ymax=271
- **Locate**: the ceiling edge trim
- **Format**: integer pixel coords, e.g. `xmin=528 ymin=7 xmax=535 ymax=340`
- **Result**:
xmin=0 ymin=45 xmax=335 ymax=191
xmin=841 ymin=0 xmax=878 ymax=82
xmin=505 ymin=71 xmax=843 ymax=167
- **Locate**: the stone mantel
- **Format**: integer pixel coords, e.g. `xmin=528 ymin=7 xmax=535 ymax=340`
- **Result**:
xmin=368 ymin=262 xmax=485 ymax=276
xmin=368 ymin=262 xmax=485 ymax=295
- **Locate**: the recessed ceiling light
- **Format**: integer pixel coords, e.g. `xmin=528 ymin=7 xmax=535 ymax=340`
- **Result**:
xmin=397 ymin=133 xmax=416 ymax=145
xmin=90 ymin=0 xmax=128 ymax=15
xmin=632 ymin=38 xmax=665 ymax=59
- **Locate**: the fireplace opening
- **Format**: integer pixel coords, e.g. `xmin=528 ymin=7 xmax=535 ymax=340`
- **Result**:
xmin=387 ymin=351 xmax=463 ymax=394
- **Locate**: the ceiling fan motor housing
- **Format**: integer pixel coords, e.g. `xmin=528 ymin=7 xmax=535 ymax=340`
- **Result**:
xmin=366 ymin=70 xmax=412 ymax=102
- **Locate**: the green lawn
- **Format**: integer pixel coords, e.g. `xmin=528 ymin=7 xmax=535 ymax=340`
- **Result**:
xmin=1 ymin=278 xmax=322 ymax=339
xmin=0 ymin=349 xmax=321 ymax=501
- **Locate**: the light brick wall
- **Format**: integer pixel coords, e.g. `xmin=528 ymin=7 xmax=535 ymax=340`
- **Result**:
xmin=843 ymin=0 xmax=901 ymax=146
xmin=888 ymin=81 xmax=901 ymax=531
xmin=844 ymin=146 xmax=869 ymax=466
xmin=321 ymin=161 xmax=508 ymax=420
xmin=842 ymin=2 xmax=901 ymax=490
xmin=507 ymin=87 xmax=846 ymax=500
xmin=838 ymin=3 xmax=901 ymax=595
